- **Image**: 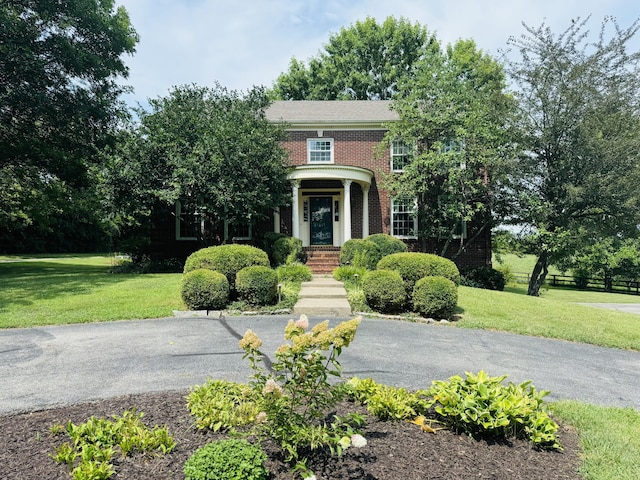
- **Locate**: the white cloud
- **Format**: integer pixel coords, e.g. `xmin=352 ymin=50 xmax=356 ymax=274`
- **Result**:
xmin=116 ymin=0 xmax=640 ymax=108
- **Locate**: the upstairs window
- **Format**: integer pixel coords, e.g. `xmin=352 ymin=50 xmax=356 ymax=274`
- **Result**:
xmin=391 ymin=140 xmax=411 ymax=172
xmin=307 ymin=138 xmax=334 ymax=164
xmin=176 ymin=200 xmax=202 ymax=241
xmin=391 ymin=197 xmax=417 ymax=238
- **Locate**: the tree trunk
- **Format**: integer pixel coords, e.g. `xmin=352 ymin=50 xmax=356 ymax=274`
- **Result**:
xmin=528 ymin=252 xmax=549 ymax=296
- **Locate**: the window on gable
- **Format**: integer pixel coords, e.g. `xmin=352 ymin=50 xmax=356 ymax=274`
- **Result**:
xmin=176 ymin=200 xmax=202 ymax=241
xmin=391 ymin=197 xmax=417 ymax=238
xmin=391 ymin=140 xmax=412 ymax=172
xmin=307 ymin=138 xmax=334 ymax=164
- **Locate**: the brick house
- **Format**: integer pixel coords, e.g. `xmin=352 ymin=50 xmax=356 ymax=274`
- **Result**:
xmin=150 ymin=100 xmax=491 ymax=270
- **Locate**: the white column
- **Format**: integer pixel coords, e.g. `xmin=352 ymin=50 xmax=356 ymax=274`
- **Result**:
xmin=342 ymin=179 xmax=352 ymax=242
xmin=362 ymin=184 xmax=370 ymax=238
xmin=291 ymin=180 xmax=300 ymax=239
xmin=273 ymin=207 xmax=280 ymax=234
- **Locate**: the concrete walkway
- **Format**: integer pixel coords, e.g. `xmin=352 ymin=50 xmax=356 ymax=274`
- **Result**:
xmin=293 ymin=275 xmax=352 ymax=316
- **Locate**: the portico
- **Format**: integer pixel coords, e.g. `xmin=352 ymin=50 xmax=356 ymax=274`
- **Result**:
xmin=276 ymin=165 xmax=373 ymax=247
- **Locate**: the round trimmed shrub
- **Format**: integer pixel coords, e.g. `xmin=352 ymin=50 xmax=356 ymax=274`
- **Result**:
xmin=377 ymin=252 xmax=461 ymax=295
xmin=366 ymin=233 xmax=408 ymax=258
xmin=259 ymin=231 xmax=288 ymax=265
xmin=362 ymin=270 xmax=406 ymax=313
xmin=235 ymin=266 xmax=278 ymax=305
xmin=272 ymin=236 xmax=304 ymax=266
xmin=183 ymin=245 xmax=270 ymax=289
xmin=183 ymin=439 xmax=268 ymax=480
xmin=339 ymin=238 xmax=382 ymax=270
xmin=413 ymin=276 xmax=458 ymax=319
xmin=181 ymin=269 xmax=229 ymax=310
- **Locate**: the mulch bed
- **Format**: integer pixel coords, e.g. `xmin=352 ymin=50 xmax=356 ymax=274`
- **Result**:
xmin=0 ymin=390 xmax=582 ymax=479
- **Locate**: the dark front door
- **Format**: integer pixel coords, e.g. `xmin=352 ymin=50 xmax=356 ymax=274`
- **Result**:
xmin=310 ymin=197 xmax=333 ymax=245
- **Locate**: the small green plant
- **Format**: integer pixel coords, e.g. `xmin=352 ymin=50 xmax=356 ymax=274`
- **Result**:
xmin=187 ymin=380 xmax=261 ymax=431
xmin=426 ymin=370 xmax=561 ymax=450
xmin=235 ymin=266 xmax=278 ymax=305
xmin=276 ymin=263 xmax=313 ymax=283
xmin=183 ymin=439 xmax=268 ymax=480
xmin=412 ymin=275 xmax=458 ymax=319
xmin=50 ymin=409 xmax=176 ymax=479
xmin=460 ymin=266 xmax=506 ymax=291
xmin=181 ymin=269 xmax=229 ymax=310
xmin=345 ymin=377 xmax=431 ymax=421
xmin=361 ymin=269 xmax=406 ymax=313
xmin=333 ymin=265 xmax=367 ymax=282
xmin=272 ymin=236 xmax=304 ymax=266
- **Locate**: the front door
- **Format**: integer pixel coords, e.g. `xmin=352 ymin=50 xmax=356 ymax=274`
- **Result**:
xmin=310 ymin=197 xmax=333 ymax=245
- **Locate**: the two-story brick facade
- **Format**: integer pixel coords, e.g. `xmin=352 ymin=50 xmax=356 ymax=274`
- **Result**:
xmin=149 ymin=100 xmax=491 ymax=269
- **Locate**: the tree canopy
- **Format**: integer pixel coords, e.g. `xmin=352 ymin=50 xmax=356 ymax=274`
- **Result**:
xmin=0 ymin=0 xmax=138 ymax=252
xmin=104 ymin=84 xmax=291 ymax=253
xmin=271 ymin=16 xmax=438 ymax=100
xmin=505 ymin=16 xmax=640 ymax=295
xmin=385 ymin=39 xmax=517 ymax=257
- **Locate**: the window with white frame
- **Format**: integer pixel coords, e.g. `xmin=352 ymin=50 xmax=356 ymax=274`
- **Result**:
xmin=175 ymin=200 xmax=202 ymax=240
xmin=391 ymin=197 xmax=417 ymax=238
xmin=307 ymin=138 xmax=334 ymax=163
xmin=391 ymin=140 xmax=411 ymax=172
xmin=226 ymin=220 xmax=252 ymax=241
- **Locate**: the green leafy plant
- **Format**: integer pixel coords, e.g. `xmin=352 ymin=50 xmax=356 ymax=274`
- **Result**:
xmin=272 ymin=236 xmax=304 ymax=266
xmin=412 ymin=275 xmax=458 ymax=319
xmin=426 ymin=370 xmax=561 ymax=449
xmin=345 ymin=377 xmax=431 ymax=421
xmin=235 ymin=266 xmax=278 ymax=305
xmin=365 ymin=233 xmax=408 ymax=258
xmin=183 ymin=439 xmax=268 ymax=480
xmin=276 ymin=263 xmax=313 ymax=283
xmin=361 ymin=269 xmax=406 ymax=313
xmin=50 ymin=409 xmax=176 ymax=479
xmin=460 ymin=266 xmax=506 ymax=291
xmin=339 ymin=239 xmax=381 ymax=270
xmin=181 ymin=269 xmax=229 ymax=310
xmin=187 ymin=380 xmax=261 ymax=431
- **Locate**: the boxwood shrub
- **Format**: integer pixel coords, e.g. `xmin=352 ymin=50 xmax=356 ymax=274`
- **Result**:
xmin=235 ymin=266 xmax=278 ymax=305
xmin=183 ymin=439 xmax=268 ymax=480
xmin=366 ymin=233 xmax=408 ymax=258
xmin=362 ymin=270 xmax=406 ymax=313
xmin=181 ymin=269 xmax=229 ymax=310
xmin=272 ymin=236 xmax=304 ymax=266
xmin=183 ymin=245 xmax=270 ymax=289
xmin=412 ymin=275 xmax=458 ymax=319
xmin=339 ymin=238 xmax=381 ymax=270
xmin=377 ymin=252 xmax=460 ymax=296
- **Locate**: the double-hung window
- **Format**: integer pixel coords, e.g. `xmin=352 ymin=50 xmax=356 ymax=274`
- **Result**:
xmin=307 ymin=139 xmax=334 ymax=164
xmin=175 ymin=200 xmax=202 ymax=241
xmin=391 ymin=197 xmax=417 ymax=238
xmin=391 ymin=140 xmax=411 ymax=172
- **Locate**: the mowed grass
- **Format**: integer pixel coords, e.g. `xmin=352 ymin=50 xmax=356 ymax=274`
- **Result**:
xmin=0 ymin=256 xmax=183 ymax=328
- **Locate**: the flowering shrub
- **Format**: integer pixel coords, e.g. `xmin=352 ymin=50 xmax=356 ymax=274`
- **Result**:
xmin=189 ymin=315 xmax=366 ymax=479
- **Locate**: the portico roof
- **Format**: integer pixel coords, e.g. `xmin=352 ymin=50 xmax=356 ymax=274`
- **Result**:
xmin=287 ymin=164 xmax=374 ymax=186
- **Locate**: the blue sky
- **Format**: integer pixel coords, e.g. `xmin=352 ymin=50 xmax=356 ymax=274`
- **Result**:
xmin=115 ymin=0 xmax=639 ymax=108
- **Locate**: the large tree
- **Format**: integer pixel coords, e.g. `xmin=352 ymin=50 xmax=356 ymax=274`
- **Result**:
xmin=271 ymin=16 xmax=438 ymax=100
xmin=505 ymin=17 xmax=640 ymax=296
xmin=385 ymin=39 xmax=517 ymax=257
xmin=104 ymin=84 xmax=291 ymax=253
xmin=0 ymin=0 xmax=138 ymax=252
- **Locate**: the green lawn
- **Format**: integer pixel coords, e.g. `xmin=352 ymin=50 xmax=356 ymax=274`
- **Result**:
xmin=0 ymin=256 xmax=183 ymax=328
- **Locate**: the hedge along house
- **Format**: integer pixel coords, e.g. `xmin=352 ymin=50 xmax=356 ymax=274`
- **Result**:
xmin=265 ymin=100 xmax=492 ymax=271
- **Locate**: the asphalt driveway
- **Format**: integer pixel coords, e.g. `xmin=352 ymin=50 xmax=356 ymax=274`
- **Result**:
xmin=2 ymin=315 xmax=640 ymax=415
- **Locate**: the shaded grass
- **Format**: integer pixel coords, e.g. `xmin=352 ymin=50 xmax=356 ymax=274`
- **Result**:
xmin=457 ymin=286 xmax=640 ymax=351
xmin=0 ymin=256 xmax=183 ymax=328
xmin=552 ymin=401 xmax=640 ymax=480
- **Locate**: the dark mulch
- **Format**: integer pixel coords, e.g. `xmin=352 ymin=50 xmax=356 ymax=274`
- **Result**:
xmin=0 ymin=390 xmax=582 ymax=480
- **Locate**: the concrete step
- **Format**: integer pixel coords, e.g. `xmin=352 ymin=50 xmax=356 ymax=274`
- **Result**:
xmin=293 ymin=297 xmax=352 ymax=317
